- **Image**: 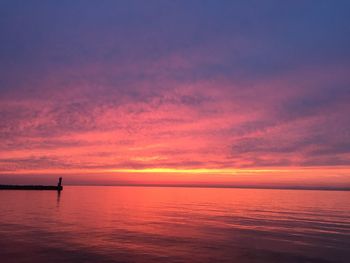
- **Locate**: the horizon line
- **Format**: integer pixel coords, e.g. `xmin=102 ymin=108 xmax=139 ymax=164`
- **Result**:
xmin=61 ymin=183 xmax=350 ymax=191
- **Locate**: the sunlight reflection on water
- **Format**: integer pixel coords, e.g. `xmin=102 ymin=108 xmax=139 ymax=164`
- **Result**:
xmin=0 ymin=186 xmax=349 ymax=263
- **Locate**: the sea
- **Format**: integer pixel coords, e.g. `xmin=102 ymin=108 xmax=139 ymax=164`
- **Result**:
xmin=0 ymin=186 xmax=349 ymax=263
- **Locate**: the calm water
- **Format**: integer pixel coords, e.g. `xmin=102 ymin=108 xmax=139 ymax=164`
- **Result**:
xmin=0 ymin=186 xmax=349 ymax=263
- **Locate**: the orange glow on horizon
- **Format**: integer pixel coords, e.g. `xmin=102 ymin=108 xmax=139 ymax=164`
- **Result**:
xmin=2 ymin=166 xmax=350 ymax=175
xmin=105 ymin=168 xmax=287 ymax=175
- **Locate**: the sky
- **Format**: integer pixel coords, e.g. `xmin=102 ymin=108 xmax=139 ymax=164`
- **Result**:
xmin=0 ymin=0 xmax=350 ymax=187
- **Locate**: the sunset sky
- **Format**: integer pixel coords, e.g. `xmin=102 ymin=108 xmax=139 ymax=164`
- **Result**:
xmin=1 ymin=1 xmax=349 ymax=187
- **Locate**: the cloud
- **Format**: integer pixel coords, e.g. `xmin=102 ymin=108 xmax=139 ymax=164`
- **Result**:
xmin=0 ymin=1 xmax=349 ymax=183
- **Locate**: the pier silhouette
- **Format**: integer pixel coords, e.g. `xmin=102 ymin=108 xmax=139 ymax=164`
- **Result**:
xmin=0 ymin=177 xmax=63 ymax=191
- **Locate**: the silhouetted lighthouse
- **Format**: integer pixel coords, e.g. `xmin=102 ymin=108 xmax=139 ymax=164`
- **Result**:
xmin=57 ymin=177 xmax=63 ymax=191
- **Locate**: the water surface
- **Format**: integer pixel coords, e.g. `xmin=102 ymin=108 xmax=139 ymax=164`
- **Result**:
xmin=0 ymin=186 xmax=349 ymax=262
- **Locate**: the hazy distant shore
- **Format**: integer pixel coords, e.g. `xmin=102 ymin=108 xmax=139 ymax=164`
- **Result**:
xmin=61 ymin=184 xmax=350 ymax=191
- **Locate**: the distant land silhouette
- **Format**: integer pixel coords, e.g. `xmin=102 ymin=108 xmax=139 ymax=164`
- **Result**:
xmin=67 ymin=183 xmax=350 ymax=191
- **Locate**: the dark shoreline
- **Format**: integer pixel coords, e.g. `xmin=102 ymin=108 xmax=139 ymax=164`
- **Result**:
xmin=64 ymin=184 xmax=350 ymax=191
